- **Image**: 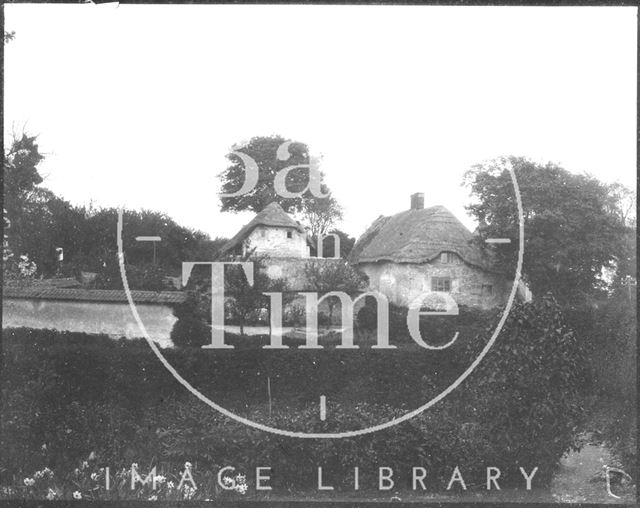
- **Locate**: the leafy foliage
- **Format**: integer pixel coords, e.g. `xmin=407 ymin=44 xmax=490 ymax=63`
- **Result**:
xmin=218 ymin=135 xmax=344 ymax=236
xmin=463 ymin=156 xmax=629 ymax=303
xmin=3 ymin=133 xmax=217 ymax=280
xmin=303 ymin=260 xmax=368 ymax=323
xmin=301 ymin=193 xmax=344 ymax=239
xmin=171 ymin=254 xmax=292 ymax=342
xmin=219 ymin=135 xmax=315 ymax=214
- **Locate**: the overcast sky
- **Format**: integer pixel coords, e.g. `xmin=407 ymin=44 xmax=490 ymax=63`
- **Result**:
xmin=4 ymin=4 xmax=637 ymax=240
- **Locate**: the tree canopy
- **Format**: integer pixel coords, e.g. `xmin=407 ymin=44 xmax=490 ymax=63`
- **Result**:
xmin=3 ymin=132 xmax=217 ymax=284
xmin=463 ymin=156 xmax=631 ymax=303
xmin=218 ymin=135 xmax=343 ymax=236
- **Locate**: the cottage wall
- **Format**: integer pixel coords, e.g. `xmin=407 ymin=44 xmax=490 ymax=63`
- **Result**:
xmin=2 ymin=298 xmax=177 ymax=347
xmin=359 ymin=258 xmax=510 ymax=310
xmin=244 ymin=226 xmax=309 ymax=258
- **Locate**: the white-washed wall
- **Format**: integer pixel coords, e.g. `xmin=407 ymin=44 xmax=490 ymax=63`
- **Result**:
xmin=359 ymin=258 xmax=510 ymax=309
xmin=244 ymin=226 xmax=309 ymax=258
xmin=2 ymin=298 xmax=177 ymax=347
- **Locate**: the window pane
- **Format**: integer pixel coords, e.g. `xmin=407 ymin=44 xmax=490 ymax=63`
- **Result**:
xmin=432 ymin=277 xmax=451 ymax=292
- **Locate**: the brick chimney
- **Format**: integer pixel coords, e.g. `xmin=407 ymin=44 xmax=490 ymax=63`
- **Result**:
xmin=410 ymin=192 xmax=424 ymax=210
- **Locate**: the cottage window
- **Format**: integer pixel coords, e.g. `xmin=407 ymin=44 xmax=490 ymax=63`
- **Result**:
xmin=286 ymin=231 xmax=293 ymax=239
xmin=431 ymin=277 xmax=451 ymax=292
xmin=260 ymin=229 xmax=266 ymax=237
xmin=481 ymin=284 xmax=493 ymax=296
xmin=441 ymin=252 xmax=459 ymax=264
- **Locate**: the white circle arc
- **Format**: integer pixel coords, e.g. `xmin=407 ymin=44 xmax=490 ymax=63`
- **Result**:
xmin=117 ymin=168 xmax=524 ymax=439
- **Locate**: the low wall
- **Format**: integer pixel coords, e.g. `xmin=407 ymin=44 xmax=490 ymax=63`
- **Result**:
xmin=2 ymin=298 xmax=177 ymax=348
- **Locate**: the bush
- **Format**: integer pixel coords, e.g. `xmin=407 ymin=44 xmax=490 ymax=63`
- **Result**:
xmin=563 ymin=290 xmax=636 ymax=399
xmin=170 ymin=292 xmax=211 ymax=347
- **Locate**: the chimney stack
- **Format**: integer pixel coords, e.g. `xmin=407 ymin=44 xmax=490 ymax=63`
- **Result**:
xmin=410 ymin=192 xmax=424 ymax=210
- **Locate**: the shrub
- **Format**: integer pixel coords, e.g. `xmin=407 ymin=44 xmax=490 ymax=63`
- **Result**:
xmin=563 ymin=290 xmax=636 ymax=399
xmin=170 ymin=292 xmax=211 ymax=347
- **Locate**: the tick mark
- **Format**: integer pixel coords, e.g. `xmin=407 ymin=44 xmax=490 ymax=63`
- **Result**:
xmin=320 ymin=395 xmax=326 ymax=421
xmin=485 ymin=238 xmax=511 ymax=244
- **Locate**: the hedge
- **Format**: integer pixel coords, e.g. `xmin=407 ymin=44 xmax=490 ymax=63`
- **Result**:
xmin=1 ymin=294 xmax=587 ymax=490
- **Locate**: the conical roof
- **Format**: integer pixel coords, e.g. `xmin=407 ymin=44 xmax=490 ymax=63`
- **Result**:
xmin=220 ymin=202 xmax=305 ymax=254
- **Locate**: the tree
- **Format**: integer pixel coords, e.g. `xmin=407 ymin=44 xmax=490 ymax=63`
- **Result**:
xmin=218 ymin=135 xmax=339 ymax=214
xmin=3 ymin=133 xmax=214 ymax=278
xmin=3 ymin=133 xmax=49 ymax=274
xmin=4 ymin=134 xmax=45 ymax=226
xmin=301 ymin=193 xmax=344 ymax=240
xmin=219 ymin=135 xmax=345 ymax=247
xmin=303 ymin=260 xmax=368 ymax=324
xmin=605 ymin=183 xmax=636 ymax=288
xmin=219 ymin=135 xmax=312 ymax=214
xmin=224 ymin=255 xmax=291 ymax=336
xmin=463 ymin=156 xmax=628 ymax=303
xmin=172 ymin=252 xmax=292 ymax=342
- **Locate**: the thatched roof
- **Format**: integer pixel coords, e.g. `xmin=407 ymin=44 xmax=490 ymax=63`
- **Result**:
xmin=349 ymin=205 xmax=496 ymax=271
xmin=220 ymin=202 xmax=307 ymax=254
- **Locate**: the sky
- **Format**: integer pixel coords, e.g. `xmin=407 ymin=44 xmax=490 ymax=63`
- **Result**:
xmin=4 ymin=4 xmax=637 ymax=240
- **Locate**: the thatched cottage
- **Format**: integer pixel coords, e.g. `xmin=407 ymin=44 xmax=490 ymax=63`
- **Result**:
xmin=349 ymin=193 xmax=515 ymax=310
xmin=220 ymin=202 xmax=312 ymax=259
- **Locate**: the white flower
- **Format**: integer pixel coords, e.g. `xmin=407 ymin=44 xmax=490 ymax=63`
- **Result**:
xmin=155 ymin=475 xmax=166 ymax=484
xmin=73 ymin=491 xmax=82 ymax=500
xmin=148 ymin=494 xmax=158 ymax=501
xmin=131 ymin=463 xmax=138 ymax=471
xmin=182 ymin=485 xmax=195 ymax=500
xmin=81 ymin=461 xmax=89 ymax=470
xmin=34 ymin=470 xmax=44 ymax=479
xmin=184 ymin=461 xmax=192 ymax=470
xmin=167 ymin=481 xmax=175 ymax=490
xmin=23 ymin=478 xmax=35 ymax=487
xmin=223 ymin=477 xmax=233 ymax=486
xmin=235 ymin=483 xmax=248 ymax=495
xmin=235 ymin=473 xmax=246 ymax=483
xmin=90 ymin=473 xmax=99 ymax=481
xmin=46 ymin=489 xmax=56 ymax=500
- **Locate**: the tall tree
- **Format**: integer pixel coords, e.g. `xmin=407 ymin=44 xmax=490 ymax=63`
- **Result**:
xmin=463 ymin=156 xmax=628 ymax=303
xmin=219 ymin=135 xmax=344 ymax=244
xmin=219 ymin=135 xmax=313 ymax=214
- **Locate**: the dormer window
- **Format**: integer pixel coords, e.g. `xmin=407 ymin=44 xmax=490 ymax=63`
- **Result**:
xmin=441 ymin=252 xmax=460 ymax=264
xmin=286 ymin=231 xmax=293 ymax=239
